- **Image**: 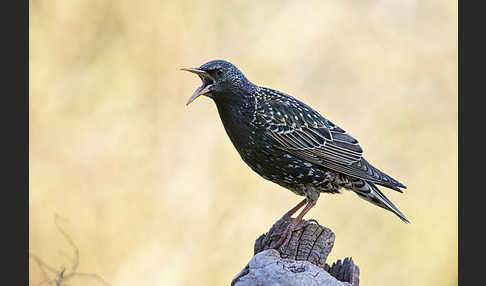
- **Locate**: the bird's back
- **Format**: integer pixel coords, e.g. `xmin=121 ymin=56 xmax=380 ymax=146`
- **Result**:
xmin=252 ymin=86 xmax=406 ymax=191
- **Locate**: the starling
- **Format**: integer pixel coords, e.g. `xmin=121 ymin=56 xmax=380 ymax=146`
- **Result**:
xmin=182 ymin=60 xmax=408 ymax=248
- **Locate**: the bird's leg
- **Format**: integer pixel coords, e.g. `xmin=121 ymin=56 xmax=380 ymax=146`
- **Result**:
xmin=271 ymin=199 xmax=317 ymax=250
xmin=266 ymin=199 xmax=307 ymax=235
xmin=280 ymin=198 xmax=308 ymax=220
xmin=262 ymin=198 xmax=307 ymax=247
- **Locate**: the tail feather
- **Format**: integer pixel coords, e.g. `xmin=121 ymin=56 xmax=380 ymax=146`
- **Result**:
xmin=358 ymin=158 xmax=407 ymax=192
xmin=353 ymin=181 xmax=410 ymax=223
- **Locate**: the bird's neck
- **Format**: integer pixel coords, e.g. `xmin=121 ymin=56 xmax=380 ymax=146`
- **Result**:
xmin=214 ymin=89 xmax=256 ymax=147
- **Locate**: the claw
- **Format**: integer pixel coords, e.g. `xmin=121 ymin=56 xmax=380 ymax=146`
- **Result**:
xmin=273 ymin=218 xmax=311 ymax=250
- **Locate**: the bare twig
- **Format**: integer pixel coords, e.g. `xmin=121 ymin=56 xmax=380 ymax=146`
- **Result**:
xmin=29 ymin=214 xmax=110 ymax=286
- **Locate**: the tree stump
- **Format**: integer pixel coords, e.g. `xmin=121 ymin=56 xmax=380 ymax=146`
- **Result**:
xmin=231 ymin=216 xmax=360 ymax=286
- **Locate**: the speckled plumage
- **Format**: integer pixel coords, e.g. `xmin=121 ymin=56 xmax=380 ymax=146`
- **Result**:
xmin=183 ymin=60 xmax=408 ymax=223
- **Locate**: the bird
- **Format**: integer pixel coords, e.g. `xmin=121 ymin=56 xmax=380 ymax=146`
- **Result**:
xmin=182 ymin=59 xmax=408 ymax=248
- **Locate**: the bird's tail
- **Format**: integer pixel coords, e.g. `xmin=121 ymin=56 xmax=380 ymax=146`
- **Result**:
xmin=351 ymin=180 xmax=410 ymax=223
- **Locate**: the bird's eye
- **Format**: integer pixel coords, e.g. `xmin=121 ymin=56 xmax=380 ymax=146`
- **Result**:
xmin=208 ymin=68 xmax=223 ymax=78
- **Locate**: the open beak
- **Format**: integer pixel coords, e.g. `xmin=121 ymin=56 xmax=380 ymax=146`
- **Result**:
xmin=181 ymin=67 xmax=216 ymax=105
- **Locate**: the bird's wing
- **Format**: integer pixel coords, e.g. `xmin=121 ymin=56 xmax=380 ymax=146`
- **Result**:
xmin=256 ymin=89 xmax=405 ymax=190
xmin=257 ymin=95 xmax=363 ymax=166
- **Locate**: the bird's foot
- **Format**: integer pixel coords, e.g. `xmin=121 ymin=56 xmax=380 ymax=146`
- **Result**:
xmin=260 ymin=213 xmax=292 ymax=247
xmin=270 ymin=218 xmax=310 ymax=250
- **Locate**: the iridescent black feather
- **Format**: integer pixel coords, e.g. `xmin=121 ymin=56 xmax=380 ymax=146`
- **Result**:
xmin=184 ymin=60 xmax=409 ymax=223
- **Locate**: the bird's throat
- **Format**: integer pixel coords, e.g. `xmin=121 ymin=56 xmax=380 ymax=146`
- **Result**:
xmin=214 ymin=93 xmax=255 ymax=149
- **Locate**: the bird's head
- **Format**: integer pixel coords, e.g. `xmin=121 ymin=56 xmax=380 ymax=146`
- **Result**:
xmin=182 ymin=60 xmax=250 ymax=105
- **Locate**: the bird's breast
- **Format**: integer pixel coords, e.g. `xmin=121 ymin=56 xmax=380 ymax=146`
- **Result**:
xmin=214 ymin=98 xmax=341 ymax=194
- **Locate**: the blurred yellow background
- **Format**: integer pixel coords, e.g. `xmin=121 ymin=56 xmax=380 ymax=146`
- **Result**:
xmin=29 ymin=0 xmax=457 ymax=285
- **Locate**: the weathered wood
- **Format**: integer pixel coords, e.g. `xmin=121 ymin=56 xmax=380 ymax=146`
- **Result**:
xmin=324 ymin=257 xmax=360 ymax=286
xmin=254 ymin=218 xmax=335 ymax=268
xmin=232 ymin=216 xmax=360 ymax=286
xmin=232 ymin=249 xmax=354 ymax=286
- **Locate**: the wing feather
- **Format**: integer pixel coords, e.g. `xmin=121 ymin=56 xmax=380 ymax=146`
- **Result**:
xmin=256 ymin=89 xmax=405 ymax=190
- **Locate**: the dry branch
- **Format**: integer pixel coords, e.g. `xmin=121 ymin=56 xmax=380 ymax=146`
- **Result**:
xmin=29 ymin=214 xmax=110 ymax=286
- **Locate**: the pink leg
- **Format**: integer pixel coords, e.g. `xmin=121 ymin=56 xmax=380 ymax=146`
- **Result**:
xmin=266 ymin=198 xmax=307 ymax=235
xmin=271 ymin=199 xmax=317 ymax=249
xmin=282 ymin=198 xmax=308 ymax=218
